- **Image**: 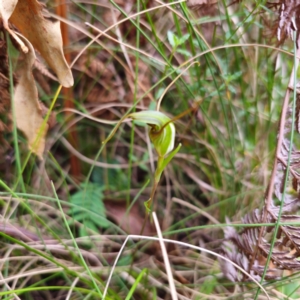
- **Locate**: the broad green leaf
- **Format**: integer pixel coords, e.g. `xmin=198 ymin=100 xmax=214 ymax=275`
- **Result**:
xmin=69 ymin=183 xmax=110 ymax=236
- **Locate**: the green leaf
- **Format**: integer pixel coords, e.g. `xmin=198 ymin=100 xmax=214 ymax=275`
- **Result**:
xmin=117 ymin=255 xmax=132 ymax=266
xmin=176 ymin=48 xmax=192 ymax=57
xmin=125 ymin=269 xmax=148 ymax=300
xmin=69 ymin=183 xmax=110 ymax=236
xmin=167 ymin=30 xmax=176 ymax=47
xmin=144 ymin=198 xmax=152 ymax=212
xmin=91 ymin=159 xmax=128 ymax=190
xmin=178 ymin=33 xmax=190 ymax=45
xmin=167 ymin=31 xmax=189 ymax=48
xmin=154 ymin=143 xmax=181 ymax=182
xmin=167 ymin=31 xmax=179 ymax=48
xmin=80 ymin=219 xmax=99 ymax=236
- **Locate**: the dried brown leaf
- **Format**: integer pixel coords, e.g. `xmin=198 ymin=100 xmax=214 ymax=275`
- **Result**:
xmin=14 ymin=34 xmax=48 ymax=159
xmin=0 ymin=0 xmax=28 ymax=53
xmin=0 ymin=0 xmax=73 ymax=87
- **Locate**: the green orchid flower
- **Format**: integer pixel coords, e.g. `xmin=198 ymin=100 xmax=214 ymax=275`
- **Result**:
xmin=103 ymin=110 xmax=181 ymax=212
xmin=128 ymin=110 xmax=175 ymax=157
xmin=128 ymin=110 xmax=181 ymax=211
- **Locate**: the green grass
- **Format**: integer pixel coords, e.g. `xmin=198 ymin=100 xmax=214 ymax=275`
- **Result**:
xmin=3 ymin=0 xmax=300 ymax=299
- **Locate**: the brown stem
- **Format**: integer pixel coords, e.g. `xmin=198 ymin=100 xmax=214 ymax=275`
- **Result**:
xmin=159 ymin=99 xmax=202 ymax=134
xmin=56 ymin=0 xmax=80 ymax=178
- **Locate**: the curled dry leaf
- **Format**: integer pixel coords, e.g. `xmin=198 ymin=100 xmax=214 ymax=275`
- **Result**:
xmin=0 ymin=0 xmax=28 ymax=53
xmin=0 ymin=0 xmax=74 ymax=157
xmin=0 ymin=0 xmax=73 ymax=87
xmin=14 ymin=34 xmax=48 ymax=159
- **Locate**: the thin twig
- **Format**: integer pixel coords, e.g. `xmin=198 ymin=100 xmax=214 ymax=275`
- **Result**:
xmin=153 ymin=212 xmax=178 ymax=300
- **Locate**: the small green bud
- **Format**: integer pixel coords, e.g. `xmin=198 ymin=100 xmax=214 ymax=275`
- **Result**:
xmin=128 ymin=110 xmax=175 ymax=157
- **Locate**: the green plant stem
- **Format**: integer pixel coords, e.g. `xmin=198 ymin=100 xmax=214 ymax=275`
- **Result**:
xmin=125 ymin=268 xmax=148 ymax=300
